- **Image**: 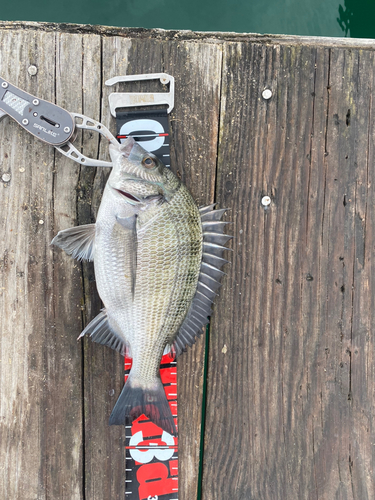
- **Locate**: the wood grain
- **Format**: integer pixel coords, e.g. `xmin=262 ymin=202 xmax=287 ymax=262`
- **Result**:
xmin=204 ymin=42 xmax=375 ymax=499
xmin=0 ymin=29 xmax=83 ymax=499
xmin=79 ymin=34 xmax=127 ymax=500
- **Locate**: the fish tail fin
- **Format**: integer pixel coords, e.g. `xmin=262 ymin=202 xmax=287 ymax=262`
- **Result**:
xmin=109 ymin=376 xmax=176 ymax=436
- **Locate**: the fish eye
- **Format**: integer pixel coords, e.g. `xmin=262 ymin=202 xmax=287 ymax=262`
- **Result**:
xmin=142 ymin=156 xmax=156 ymax=169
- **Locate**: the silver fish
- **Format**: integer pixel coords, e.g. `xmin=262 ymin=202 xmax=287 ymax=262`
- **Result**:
xmin=52 ymin=137 xmax=230 ymax=434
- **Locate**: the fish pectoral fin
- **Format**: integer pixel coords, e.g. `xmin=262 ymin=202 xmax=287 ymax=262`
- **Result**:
xmin=116 ymin=214 xmax=137 ymax=231
xmin=51 ymin=223 xmax=96 ymax=261
xmin=78 ymin=309 xmax=128 ymax=356
xmin=116 ymin=215 xmax=137 ymax=297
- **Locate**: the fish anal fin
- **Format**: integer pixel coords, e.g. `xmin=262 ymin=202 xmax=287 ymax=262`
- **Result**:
xmin=51 ymin=223 xmax=96 ymax=261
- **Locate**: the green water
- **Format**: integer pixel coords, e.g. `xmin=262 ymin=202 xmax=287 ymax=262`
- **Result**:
xmin=1 ymin=0 xmax=375 ymax=38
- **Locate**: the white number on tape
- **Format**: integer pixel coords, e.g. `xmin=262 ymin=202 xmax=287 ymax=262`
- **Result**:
xmin=129 ymin=430 xmax=174 ymax=464
xmin=119 ymin=119 xmax=165 ymax=152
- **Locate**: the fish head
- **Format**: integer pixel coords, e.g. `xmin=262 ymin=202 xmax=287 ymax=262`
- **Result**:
xmin=108 ymin=137 xmax=180 ymax=205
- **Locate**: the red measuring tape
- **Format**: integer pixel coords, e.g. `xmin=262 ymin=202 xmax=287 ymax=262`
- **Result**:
xmin=105 ymin=74 xmax=178 ymax=500
xmin=124 ymin=353 xmax=178 ymax=500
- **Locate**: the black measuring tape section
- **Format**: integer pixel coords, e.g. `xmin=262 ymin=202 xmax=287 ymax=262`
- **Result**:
xmin=117 ymin=107 xmax=178 ymax=500
xmin=116 ymin=109 xmax=171 ymax=166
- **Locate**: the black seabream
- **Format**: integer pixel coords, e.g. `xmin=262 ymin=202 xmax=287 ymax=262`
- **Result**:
xmin=52 ymin=137 xmax=230 ymax=435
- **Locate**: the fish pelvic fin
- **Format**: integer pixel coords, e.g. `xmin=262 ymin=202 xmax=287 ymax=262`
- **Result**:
xmin=51 ymin=223 xmax=96 ymax=261
xmin=78 ymin=309 xmax=128 ymax=356
xmin=109 ymin=375 xmax=176 ymax=436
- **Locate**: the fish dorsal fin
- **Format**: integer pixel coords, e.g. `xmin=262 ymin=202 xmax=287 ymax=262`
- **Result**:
xmin=173 ymin=205 xmax=231 ymax=357
xmin=78 ymin=309 xmax=128 ymax=356
xmin=51 ymin=223 xmax=96 ymax=261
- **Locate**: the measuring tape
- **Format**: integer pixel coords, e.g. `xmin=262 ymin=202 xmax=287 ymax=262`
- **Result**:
xmin=124 ymin=353 xmax=178 ymax=500
xmin=106 ymin=74 xmax=178 ymax=500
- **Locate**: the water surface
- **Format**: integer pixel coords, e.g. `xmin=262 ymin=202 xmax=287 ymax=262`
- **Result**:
xmin=1 ymin=0 xmax=373 ymax=38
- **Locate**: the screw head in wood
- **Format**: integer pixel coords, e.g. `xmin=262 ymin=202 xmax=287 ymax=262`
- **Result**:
xmin=28 ymin=65 xmax=38 ymax=76
xmin=2 ymin=173 xmax=11 ymax=182
xmin=261 ymin=195 xmax=271 ymax=206
xmin=262 ymin=89 xmax=273 ymax=100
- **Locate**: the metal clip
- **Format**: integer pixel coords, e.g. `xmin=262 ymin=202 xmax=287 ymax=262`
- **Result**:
xmin=105 ymin=73 xmax=175 ymax=116
xmin=55 ymin=113 xmax=118 ymax=168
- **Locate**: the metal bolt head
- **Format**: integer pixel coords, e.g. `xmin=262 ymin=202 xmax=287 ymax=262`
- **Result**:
xmin=28 ymin=65 xmax=38 ymax=76
xmin=2 ymin=173 xmax=11 ymax=182
xmin=64 ymin=126 xmax=71 ymax=133
xmin=22 ymin=119 xmax=29 ymax=126
xmin=32 ymin=99 xmax=39 ymax=106
xmin=261 ymin=195 xmax=271 ymax=206
xmin=1 ymin=82 xmax=8 ymax=88
xmin=262 ymin=89 xmax=273 ymax=100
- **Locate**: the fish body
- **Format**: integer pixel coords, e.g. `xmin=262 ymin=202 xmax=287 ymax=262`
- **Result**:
xmin=52 ymin=137 xmax=229 ymax=434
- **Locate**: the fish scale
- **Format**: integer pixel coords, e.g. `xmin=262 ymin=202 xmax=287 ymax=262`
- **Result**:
xmin=95 ymin=208 xmax=135 ymax=331
xmin=130 ymin=186 xmax=202 ymax=382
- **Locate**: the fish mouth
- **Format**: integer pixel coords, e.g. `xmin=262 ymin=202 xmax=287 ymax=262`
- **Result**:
xmin=109 ymin=139 xmax=135 ymax=162
xmin=111 ymin=184 xmax=165 ymax=205
xmin=115 ymin=188 xmax=141 ymax=203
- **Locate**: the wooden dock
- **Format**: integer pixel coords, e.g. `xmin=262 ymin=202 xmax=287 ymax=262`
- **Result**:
xmin=1 ymin=21 xmax=375 ymax=499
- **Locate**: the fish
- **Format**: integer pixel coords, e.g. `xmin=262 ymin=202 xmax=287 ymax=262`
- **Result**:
xmin=51 ymin=137 xmax=230 ymax=435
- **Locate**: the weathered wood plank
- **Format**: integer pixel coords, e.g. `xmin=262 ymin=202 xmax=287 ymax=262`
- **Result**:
xmin=3 ymin=20 xmax=375 ymax=49
xmin=81 ymin=36 xmax=132 ymax=500
xmin=313 ymin=46 xmax=375 ymax=499
xmin=0 ymin=29 xmax=83 ymax=499
xmin=77 ymin=33 xmax=127 ymax=500
xmin=50 ymin=32 xmax=86 ymax=500
xmin=204 ymin=40 xmax=375 ymax=499
xmin=162 ymin=40 xmax=222 ymax=500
